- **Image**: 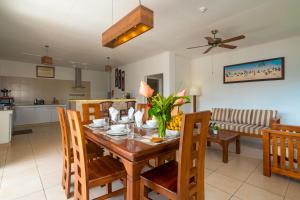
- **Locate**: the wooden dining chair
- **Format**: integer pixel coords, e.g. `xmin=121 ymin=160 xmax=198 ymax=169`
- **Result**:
xmin=57 ymin=107 xmax=104 ymax=198
xmin=99 ymin=101 xmax=113 ymax=117
xmin=82 ymin=103 xmax=102 ymax=124
xmin=140 ymin=111 xmax=211 ymax=200
xmin=67 ymin=110 xmax=127 ymax=200
xmin=136 ymin=103 xmax=149 ymax=123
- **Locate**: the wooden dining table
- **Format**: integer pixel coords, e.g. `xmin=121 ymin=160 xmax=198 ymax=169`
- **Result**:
xmin=84 ymin=126 xmax=180 ymax=200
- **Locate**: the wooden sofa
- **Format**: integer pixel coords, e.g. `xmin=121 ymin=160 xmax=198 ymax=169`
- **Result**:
xmin=210 ymin=108 xmax=280 ymax=138
xmin=262 ymin=124 xmax=300 ymax=180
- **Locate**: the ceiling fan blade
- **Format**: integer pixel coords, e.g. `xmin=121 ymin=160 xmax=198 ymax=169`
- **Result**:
xmin=203 ymin=46 xmax=214 ymax=54
xmin=205 ymin=37 xmax=214 ymax=43
xmin=219 ymin=44 xmax=237 ymax=49
xmin=222 ymin=35 xmax=245 ymax=43
xmin=186 ymin=44 xmax=209 ymax=49
xmin=22 ymin=52 xmax=42 ymax=57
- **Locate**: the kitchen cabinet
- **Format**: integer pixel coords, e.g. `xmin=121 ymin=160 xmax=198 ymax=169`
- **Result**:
xmin=0 ymin=110 xmax=13 ymax=144
xmin=14 ymin=105 xmax=67 ymax=126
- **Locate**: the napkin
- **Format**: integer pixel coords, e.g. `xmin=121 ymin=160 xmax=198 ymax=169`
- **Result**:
xmin=109 ymin=107 xmax=119 ymax=122
xmin=128 ymin=107 xmax=135 ymax=120
xmin=134 ymin=109 xmax=144 ymax=128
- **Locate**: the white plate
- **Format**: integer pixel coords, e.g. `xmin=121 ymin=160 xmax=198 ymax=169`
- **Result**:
xmin=118 ymin=119 xmax=134 ymax=124
xmin=106 ymin=129 xmax=127 ymax=136
xmin=89 ymin=123 xmax=104 ymax=128
xmin=142 ymin=124 xmax=158 ymax=129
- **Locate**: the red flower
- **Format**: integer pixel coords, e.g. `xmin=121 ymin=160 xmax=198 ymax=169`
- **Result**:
xmin=147 ymin=103 xmax=152 ymax=109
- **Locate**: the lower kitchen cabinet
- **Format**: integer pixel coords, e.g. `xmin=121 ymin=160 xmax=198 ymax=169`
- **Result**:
xmin=14 ymin=104 xmax=67 ymax=126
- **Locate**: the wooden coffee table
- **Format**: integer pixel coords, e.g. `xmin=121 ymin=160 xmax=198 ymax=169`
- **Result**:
xmin=207 ymin=129 xmax=240 ymax=163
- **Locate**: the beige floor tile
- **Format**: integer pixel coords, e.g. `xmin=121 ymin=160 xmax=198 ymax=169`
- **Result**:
xmin=40 ymin=169 xmax=62 ymax=189
xmin=15 ymin=190 xmax=46 ymax=200
xmin=230 ymin=196 xmax=241 ymax=200
xmin=215 ymin=164 xmax=253 ymax=181
xmin=205 ymin=168 xmax=214 ymax=178
xmin=246 ymin=166 xmax=290 ymax=196
xmin=0 ymin=175 xmax=43 ymax=200
xmin=44 ymin=185 xmax=72 ymax=200
xmin=205 ymin=157 xmax=225 ymax=171
xmin=205 ymin=183 xmax=231 ymax=200
xmin=285 ymin=180 xmax=300 ymax=200
xmin=206 ymin=172 xmax=243 ymax=194
xmin=235 ymin=183 xmax=283 ymax=200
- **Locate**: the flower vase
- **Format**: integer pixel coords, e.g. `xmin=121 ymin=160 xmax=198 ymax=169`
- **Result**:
xmin=157 ymin=118 xmax=167 ymax=138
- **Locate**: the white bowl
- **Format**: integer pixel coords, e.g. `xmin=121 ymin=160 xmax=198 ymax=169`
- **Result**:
xmin=110 ymin=124 xmax=125 ymax=132
xmin=121 ymin=116 xmax=129 ymax=122
xmin=93 ymin=118 xmax=105 ymax=125
xmin=146 ymin=120 xmax=157 ymax=128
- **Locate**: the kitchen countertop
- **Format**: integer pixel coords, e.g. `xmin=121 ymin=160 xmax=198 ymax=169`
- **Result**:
xmin=15 ymin=104 xmax=67 ymax=107
xmin=68 ymin=99 xmax=136 ymax=103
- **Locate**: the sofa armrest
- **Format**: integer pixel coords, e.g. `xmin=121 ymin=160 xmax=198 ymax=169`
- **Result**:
xmin=270 ymin=118 xmax=280 ymax=128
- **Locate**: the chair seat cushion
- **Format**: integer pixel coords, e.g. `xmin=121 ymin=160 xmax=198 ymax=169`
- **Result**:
xmin=88 ymin=155 xmax=126 ymax=186
xmin=141 ymin=160 xmax=178 ymax=193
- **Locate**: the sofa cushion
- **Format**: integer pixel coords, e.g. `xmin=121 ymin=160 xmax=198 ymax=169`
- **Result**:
xmin=210 ymin=121 xmax=235 ymax=130
xmin=230 ymin=123 xmax=269 ymax=135
xmin=229 ymin=109 xmax=252 ymax=124
xmin=251 ymin=110 xmax=277 ymax=127
xmin=211 ymin=108 xmax=231 ymax=122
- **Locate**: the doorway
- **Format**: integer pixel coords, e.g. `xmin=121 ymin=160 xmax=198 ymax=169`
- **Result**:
xmin=146 ymin=73 xmax=163 ymax=96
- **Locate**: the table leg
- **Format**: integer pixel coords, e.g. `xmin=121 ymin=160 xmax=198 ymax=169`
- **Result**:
xmin=236 ymin=137 xmax=241 ymax=154
xmin=207 ymin=141 xmax=211 ymax=147
xmin=122 ymin=159 xmax=147 ymax=200
xmin=222 ymin=142 xmax=229 ymax=163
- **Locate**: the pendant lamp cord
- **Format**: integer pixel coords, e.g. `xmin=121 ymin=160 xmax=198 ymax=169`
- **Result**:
xmin=139 ymin=0 xmax=141 ymax=5
xmin=111 ymin=0 xmax=114 ymax=24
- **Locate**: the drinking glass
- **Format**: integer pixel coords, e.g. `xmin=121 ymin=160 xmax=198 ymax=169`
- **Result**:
xmin=127 ymin=124 xmax=135 ymax=139
xmin=104 ymin=117 xmax=110 ymax=130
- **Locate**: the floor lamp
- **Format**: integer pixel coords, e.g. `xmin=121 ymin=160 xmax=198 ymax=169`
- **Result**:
xmin=189 ymin=87 xmax=201 ymax=112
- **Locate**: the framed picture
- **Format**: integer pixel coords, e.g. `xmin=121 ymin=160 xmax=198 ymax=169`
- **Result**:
xmin=36 ymin=66 xmax=55 ymax=78
xmin=121 ymin=71 xmax=125 ymax=91
xmin=115 ymin=68 xmax=119 ymax=87
xmin=118 ymin=69 xmax=122 ymax=89
xmin=223 ymin=57 xmax=284 ymax=84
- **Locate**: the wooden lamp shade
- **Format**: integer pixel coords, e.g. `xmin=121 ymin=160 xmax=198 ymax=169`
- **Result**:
xmin=102 ymin=5 xmax=153 ymax=48
xmin=41 ymin=56 xmax=53 ymax=65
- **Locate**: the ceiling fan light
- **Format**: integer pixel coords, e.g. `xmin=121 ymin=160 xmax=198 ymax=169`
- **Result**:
xmin=102 ymin=5 xmax=153 ymax=48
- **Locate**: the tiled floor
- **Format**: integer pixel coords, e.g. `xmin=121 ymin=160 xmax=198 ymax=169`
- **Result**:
xmin=0 ymin=124 xmax=299 ymax=200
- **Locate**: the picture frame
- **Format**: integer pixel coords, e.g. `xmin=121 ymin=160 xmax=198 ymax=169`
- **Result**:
xmin=121 ymin=71 xmax=125 ymax=91
xmin=36 ymin=66 xmax=55 ymax=78
xmin=118 ymin=69 xmax=122 ymax=89
xmin=223 ymin=57 xmax=285 ymax=84
xmin=115 ymin=68 xmax=119 ymax=87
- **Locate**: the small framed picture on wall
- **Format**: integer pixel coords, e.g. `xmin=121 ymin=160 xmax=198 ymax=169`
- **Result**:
xmin=115 ymin=68 xmax=119 ymax=87
xmin=121 ymin=71 xmax=125 ymax=91
xmin=118 ymin=69 xmax=122 ymax=89
xmin=36 ymin=66 xmax=55 ymax=78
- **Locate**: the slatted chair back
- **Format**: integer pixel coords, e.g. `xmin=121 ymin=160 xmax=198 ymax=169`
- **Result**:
xmin=263 ymin=124 xmax=300 ymax=180
xmin=82 ymin=103 xmax=101 ymax=124
xmin=57 ymin=107 xmax=71 ymax=162
xmin=67 ymin=110 xmax=89 ymax=200
xmin=57 ymin=107 xmax=72 ymax=197
xmin=177 ymin=111 xmax=211 ymax=200
xmin=99 ymin=101 xmax=113 ymax=117
xmin=136 ymin=103 xmax=149 ymax=123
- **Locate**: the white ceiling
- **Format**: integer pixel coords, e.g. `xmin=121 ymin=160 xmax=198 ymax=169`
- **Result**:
xmin=0 ymin=0 xmax=299 ymax=70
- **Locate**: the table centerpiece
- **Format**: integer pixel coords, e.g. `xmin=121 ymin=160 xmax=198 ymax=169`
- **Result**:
xmin=139 ymin=81 xmax=190 ymax=138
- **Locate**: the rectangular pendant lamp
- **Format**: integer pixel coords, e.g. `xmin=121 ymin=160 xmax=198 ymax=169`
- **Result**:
xmin=102 ymin=5 xmax=153 ymax=48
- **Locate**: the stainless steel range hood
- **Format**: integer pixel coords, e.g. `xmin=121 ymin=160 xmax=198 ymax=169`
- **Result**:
xmin=73 ymin=67 xmax=85 ymax=88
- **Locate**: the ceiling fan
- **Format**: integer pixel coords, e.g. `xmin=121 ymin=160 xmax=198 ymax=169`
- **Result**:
xmin=187 ymin=30 xmax=245 ymax=54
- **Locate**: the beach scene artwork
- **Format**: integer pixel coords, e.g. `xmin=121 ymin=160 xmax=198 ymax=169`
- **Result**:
xmin=224 ymin=57 xmax=284 ymax=83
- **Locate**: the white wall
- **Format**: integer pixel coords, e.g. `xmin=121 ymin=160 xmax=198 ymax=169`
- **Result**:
xmin=0 ymin=59 xmax=109 ymax=99
xmin=191 ymin=36 xmax=300 ymax=125
xmin=112 ymin=51 xmax=176 ymax=102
